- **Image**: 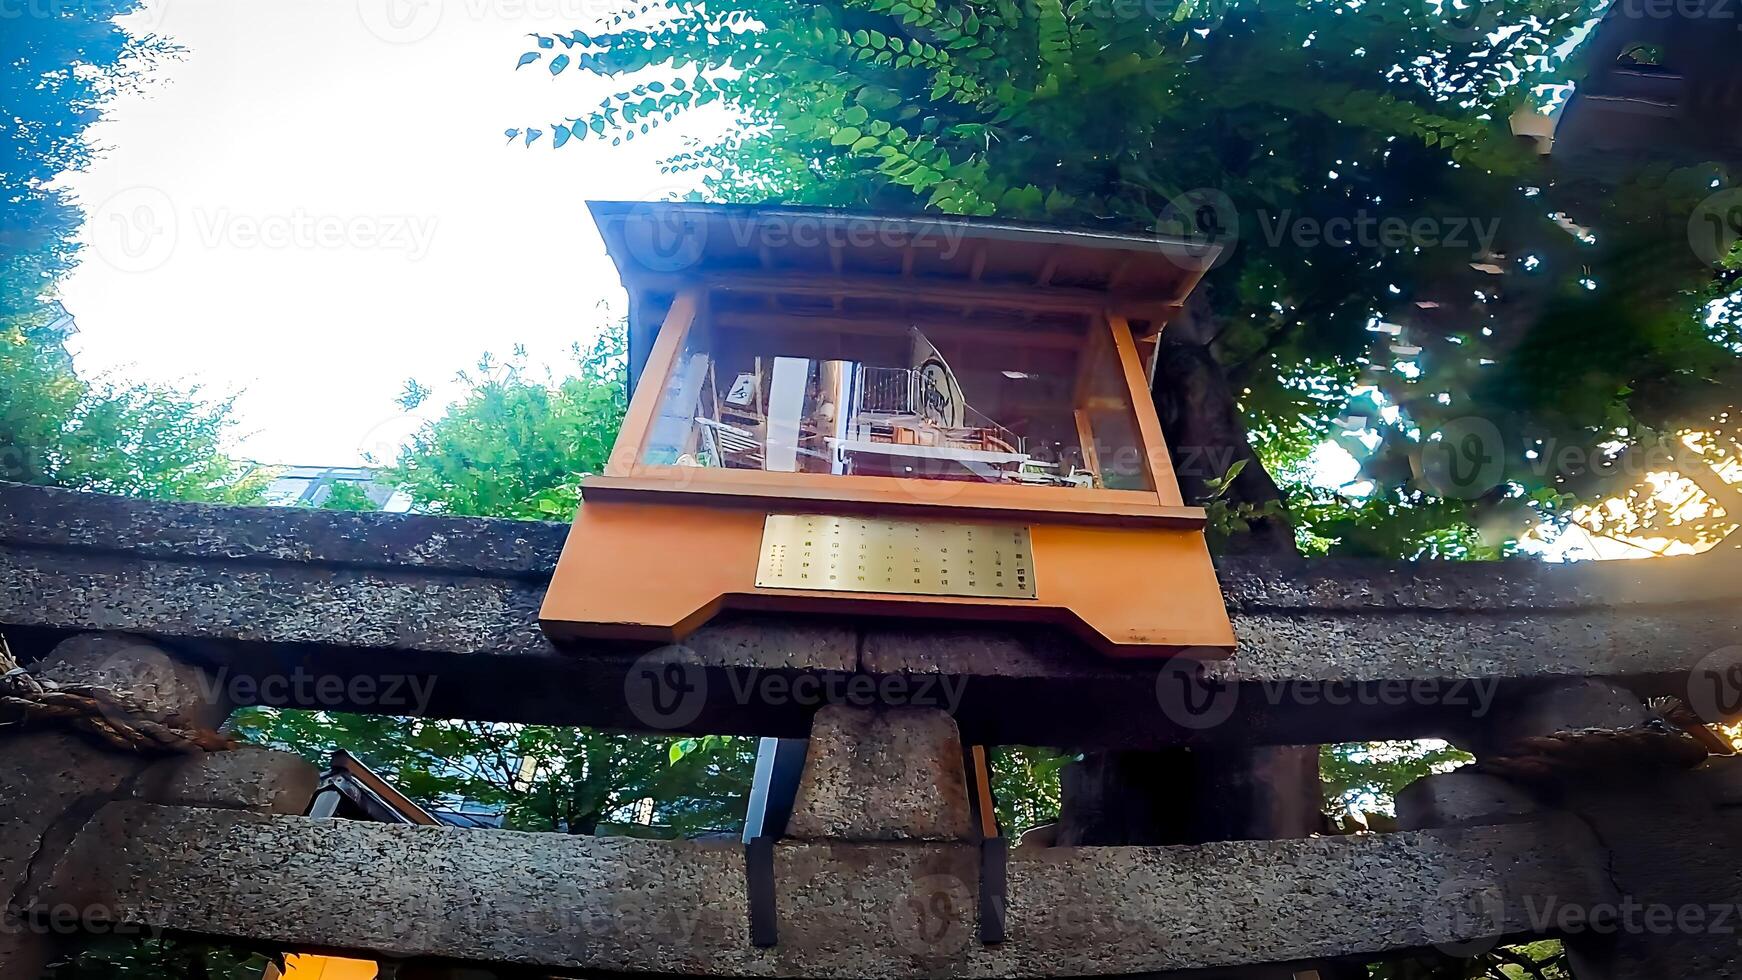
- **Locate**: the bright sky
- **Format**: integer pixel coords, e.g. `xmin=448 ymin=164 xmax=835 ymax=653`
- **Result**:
xmin=60 ymin=0 xmax=727 ymax=465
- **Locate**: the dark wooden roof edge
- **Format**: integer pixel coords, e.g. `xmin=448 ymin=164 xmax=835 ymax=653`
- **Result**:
xmin=587 ymin=199 xmax=1221 ymax=298
xmin=587 ymin=200 xmax=1216 ymax=259
xmin=321 ymin=749 xmax=442 ymax=826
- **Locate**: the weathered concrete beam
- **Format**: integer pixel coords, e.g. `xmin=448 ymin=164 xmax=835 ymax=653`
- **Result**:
xmin=3 ymin=481 xmax=1738 ymax=747
xmin=35 ymin=802 xmax=1612 ymax=977
xmin=0 ymin=635 xmax=315 ymax=976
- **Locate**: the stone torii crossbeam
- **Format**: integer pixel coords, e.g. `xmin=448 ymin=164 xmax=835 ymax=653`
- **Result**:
xmin=2 ymin=479 xmax=1741 ymax=978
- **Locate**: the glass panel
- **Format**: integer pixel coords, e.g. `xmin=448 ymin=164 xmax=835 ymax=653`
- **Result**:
xmin=641 ymin=315 xmax=1155 ymax=492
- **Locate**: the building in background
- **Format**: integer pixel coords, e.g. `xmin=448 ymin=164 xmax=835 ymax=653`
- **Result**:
xmin=35 ymin=300 xmax=78 ymax=342
xmin=255 ymin=465 xmax=413 ymax=513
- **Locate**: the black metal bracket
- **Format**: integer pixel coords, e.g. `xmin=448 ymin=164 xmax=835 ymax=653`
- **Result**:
xmin=746 ymin=835 xmax=779 ymax=948
xmin=979 ymin=836 xmax=1008 ymax=945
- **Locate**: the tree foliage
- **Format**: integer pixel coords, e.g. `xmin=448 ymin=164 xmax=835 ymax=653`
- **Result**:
xmin=518 ymin=0 xmax=1741 ymax=560
xmin=234 ymin=710 xmax=755 ymax=836
xmin=237 ymin=320 xmax=755 ymax=845
xmin=2 ymin=0 xmax=175 ymax=319
xmin=0 ymin=0 xmax=258 ymax=506
xmin=384 ymin=329 xmax=628 ymax=519
xmin=0 ymin=326 xmax=268 ymax=503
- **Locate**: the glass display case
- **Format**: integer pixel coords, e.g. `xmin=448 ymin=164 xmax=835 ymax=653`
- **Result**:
xmin=642 ymin=317 xmax=1154 ymax=492
xmin=541 ymin=202 xmax=1237 ymax=658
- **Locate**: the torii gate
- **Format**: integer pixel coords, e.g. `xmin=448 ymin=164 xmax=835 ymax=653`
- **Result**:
xmin=2 ymin=206 xmax=1741 ymax=980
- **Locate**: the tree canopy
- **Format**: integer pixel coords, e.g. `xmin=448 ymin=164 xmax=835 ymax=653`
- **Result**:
xmin=517 ymin=0 xmax=1742 ymax=560
xmin=2 ymin=0 xmax=174 ymax=321
xmin=383 ymin=330 xmax=629 ymax=519
xmin=0 ymin=328 xmax=267 ymax=502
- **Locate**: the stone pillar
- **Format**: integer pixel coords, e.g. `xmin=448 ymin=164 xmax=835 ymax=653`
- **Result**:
xmin=0 ymin=634 xmax=315 ymax=975
xmin=785 ymin=704 xmax=976 ymax=842
xmin=1056 ymin=746 xmax=1321 ymax=846
xmin=1428 ymin=680 xmax=1742 ymax=979
xmin=1055 ymin=744 xmax=1328 ymax=980
xmin=780 ymin=705 xmax=985 ymax=962
xmin=1395 ymin=770 xmax=1543 ymax=832
xmin=1555 ymin=760 xmax=1742 ymax=979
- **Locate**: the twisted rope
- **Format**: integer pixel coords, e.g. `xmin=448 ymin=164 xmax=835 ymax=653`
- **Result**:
xmin=0 ymin=633 xmax=234 ymax=754
xmin=1474 ymin=696 xmax=1733 ymax=782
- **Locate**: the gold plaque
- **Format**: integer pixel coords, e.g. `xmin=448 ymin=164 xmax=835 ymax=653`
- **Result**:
xmin=756 ymin=514 xmax=1036 ymax=599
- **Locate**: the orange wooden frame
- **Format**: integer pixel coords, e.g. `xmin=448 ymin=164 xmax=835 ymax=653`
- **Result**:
xmin=594 ymin=287 xmax=1199 ymax=527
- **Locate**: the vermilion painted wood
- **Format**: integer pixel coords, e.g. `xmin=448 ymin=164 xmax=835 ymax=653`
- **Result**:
xmin=540 ymin=501 xmax=1236 ymax=657
xmin=544 ymin=209 xmax=1238 ymax=658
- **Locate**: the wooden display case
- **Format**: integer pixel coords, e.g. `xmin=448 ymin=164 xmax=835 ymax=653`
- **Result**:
xmin=540 ymin=202 xmax=1237 ymax=658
